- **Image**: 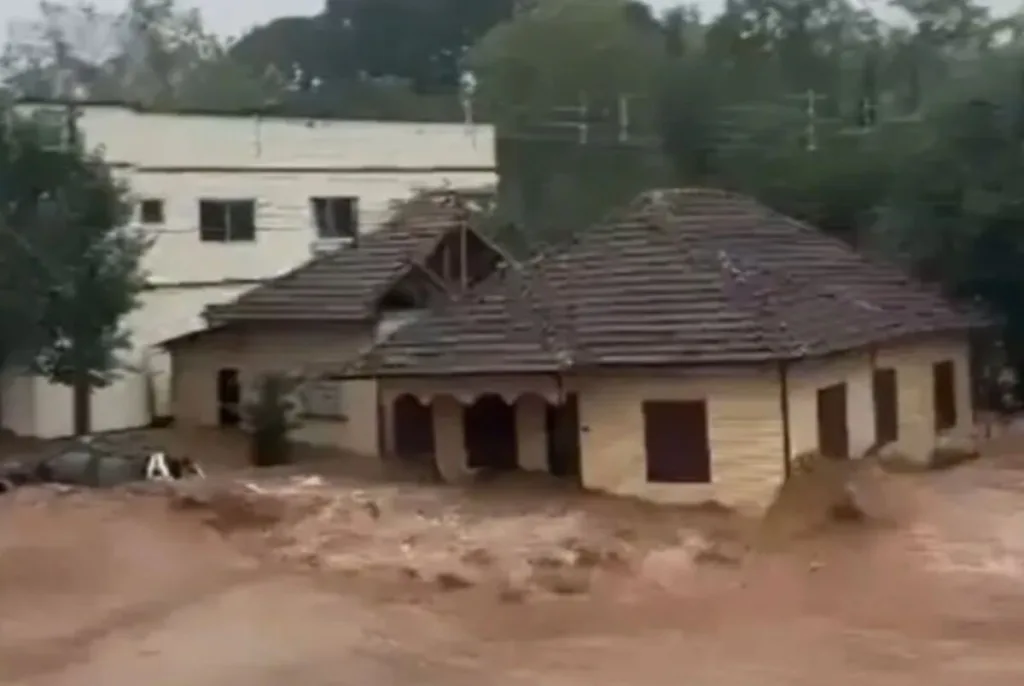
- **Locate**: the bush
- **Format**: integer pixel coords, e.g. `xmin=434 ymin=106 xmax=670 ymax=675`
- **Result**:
xmin=242 ymin=372 xmax=300 ymax=467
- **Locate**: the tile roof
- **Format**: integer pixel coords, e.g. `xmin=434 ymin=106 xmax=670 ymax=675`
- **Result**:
xmin=341 ymin=188 xmax=987 ymax=378
xmin=204 ymin=193 xmax=479 ymax=324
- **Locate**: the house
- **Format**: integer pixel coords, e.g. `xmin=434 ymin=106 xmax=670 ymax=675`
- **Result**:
xmin=162 ymin=192 xmax=507 ymax=455
xmin=335 ymin=188 xmax=985 ymax=512
xmin=3 ymin=98 xmax=495 ymax=438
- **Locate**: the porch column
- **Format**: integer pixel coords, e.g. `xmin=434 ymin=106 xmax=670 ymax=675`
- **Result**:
xmin=516 ymin=394 xmax=548 ymax=472
xmin=432 ymin=395 xmax=472 ymax=482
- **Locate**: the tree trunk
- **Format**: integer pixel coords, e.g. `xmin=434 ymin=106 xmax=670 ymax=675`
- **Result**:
xmin=72 ymin=368 xmax=92 ymax=436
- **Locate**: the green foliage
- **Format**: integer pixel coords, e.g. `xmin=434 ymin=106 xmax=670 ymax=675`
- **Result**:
xmin=242 ymin=373 xmax=299 ymax=467
xmin=0 ymin=107 xmax=149 ymax=395
xmin=472 ymin=0 xmax=1024 ymax=397
xmin=469 ymin=0 xmax=664 ymax=125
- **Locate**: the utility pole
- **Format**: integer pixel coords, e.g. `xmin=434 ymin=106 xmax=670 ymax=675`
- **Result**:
xmin=573 ymin=93 xmax=589 ymax=145
xmin=786 ymin=89 xmax=826 ymax=152
xmin=617 ymin=94 xmax=631 ymax=143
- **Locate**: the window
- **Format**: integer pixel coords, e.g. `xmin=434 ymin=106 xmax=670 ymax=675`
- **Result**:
xmin=139 ymin=199 xmax=164 ymax=225
xmin=642 ymin=400 xmax=711 ymax=483
xmin=310 ymin=196 xmax=358 ymax=238
xmin=300 ymin=380 xmax=345 ymax=419
xmin=872 ymin=368 xmax=899 ymax=445
xmin=198 ymin=199 xmax=256 ymax=242
xmin=933 ymin=360 xmax=958 ymax=431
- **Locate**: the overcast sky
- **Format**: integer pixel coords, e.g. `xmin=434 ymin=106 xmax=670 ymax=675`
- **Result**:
xmin=1 ymin=0 xmax=1022 ymax=41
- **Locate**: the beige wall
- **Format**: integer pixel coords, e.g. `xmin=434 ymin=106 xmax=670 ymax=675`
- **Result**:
xmin=787 ymin=335 xmax=973 ymax=463
xmin=377 ymin=333 xmax=974 ymax=513
xmin=381 ymin=369 xmax=786 ymax=511
xmin=574 ymin=368 xmax=785 ymax=510
xmin=170 ymin=326 xmax=380 ymax=456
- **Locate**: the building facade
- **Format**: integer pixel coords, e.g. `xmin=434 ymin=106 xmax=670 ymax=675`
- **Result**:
xmin=2 ymin=101 xmax=495 ymax=437
xmin=336 ymin=188 xmax=984 ymax=512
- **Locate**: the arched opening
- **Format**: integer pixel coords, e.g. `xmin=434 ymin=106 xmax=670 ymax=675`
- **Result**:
xmin=392 ymin=394 xmax=435 ymax=464
xmin=463 ymin=393 xmax=517 ymax=470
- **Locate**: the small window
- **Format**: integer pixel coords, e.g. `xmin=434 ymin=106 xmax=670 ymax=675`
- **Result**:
xmin=933 ymin=360 xmax=958 ymax=431
xmin=139 ymin=199 xmax=164 ymax=224
xmin=872 ymin=368 xmax=899 ymax=445
xmin=310 ymin=196 xmax=358 ymax=238
xmin=642 ymin=400 xmax=711 ymax=483
xmin=198 ymin=199 xmax=256 ymax=242
xmin=300 ymin=380 xmax=345 ymax=419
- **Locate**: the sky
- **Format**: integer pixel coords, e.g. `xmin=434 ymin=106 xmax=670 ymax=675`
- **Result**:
xmin=0 ymin=0 xmax=1022 ymax=41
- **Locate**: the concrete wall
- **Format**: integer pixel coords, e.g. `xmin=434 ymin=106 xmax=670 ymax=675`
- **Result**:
xmin=18 ymin=103 xmax=495 ymax=286
xmin=169 ymin=326 xmax=379 ymax=456
xmin=377 ymin=334 xmax=974 ymax=512
xmin=62 ymin=105 xmax=495 ymax=170
xmin=787 ymin=335 xmax=973 ymax=462
xmin=133 ymin=168 xmax=495 ymax=285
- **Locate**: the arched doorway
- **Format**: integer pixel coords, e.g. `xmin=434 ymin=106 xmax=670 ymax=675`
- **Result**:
xmin=392 ymin=394 xmax=435 ymax=463
xmin=463 ymin=393 xmax=518 ymax=470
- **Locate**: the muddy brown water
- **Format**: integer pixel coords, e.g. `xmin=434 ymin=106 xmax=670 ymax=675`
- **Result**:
xmin=4 ymin=436 xmax=1024 ymax=685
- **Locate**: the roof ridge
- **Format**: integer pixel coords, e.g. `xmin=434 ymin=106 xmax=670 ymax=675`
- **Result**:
xmin=479 ymin=204 xmax=653 ymax=370
xmin=499 ymin=260 xmax=580 ymax=369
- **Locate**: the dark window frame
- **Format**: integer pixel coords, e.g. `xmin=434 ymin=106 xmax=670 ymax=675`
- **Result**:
xmin=310 ymin=196 xmax=358 ymax=239
xmin=139 ymin=198 xmax=165 ymax=225
xmin=933 ymin=360 xmax=958 ymax=431
xmin=198 ymin=199 xmax=257 ymax=243
xmin=642 ymin=399 xmax=712 ymax=484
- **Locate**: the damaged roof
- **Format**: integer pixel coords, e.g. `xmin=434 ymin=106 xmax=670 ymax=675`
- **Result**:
xmin=341 ymin=188 xmax=986 ymax=378
xmin=205 ymin=192 xmax=481 ymax=325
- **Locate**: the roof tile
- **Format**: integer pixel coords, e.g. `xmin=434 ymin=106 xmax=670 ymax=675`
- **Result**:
xmin=340 ymin=188 xmax=987 ymax=377
xmin=205 ymin=193 xmax=476 ymax=324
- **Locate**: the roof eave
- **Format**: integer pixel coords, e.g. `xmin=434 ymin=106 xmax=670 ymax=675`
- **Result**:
xmin=204 ymin=312 xmax=377 ymax=327
xmin=326 ymin=365 xmax=564 ymax=381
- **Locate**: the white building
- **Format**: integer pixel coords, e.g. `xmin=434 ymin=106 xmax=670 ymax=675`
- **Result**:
xmin=2 ymin=101 xmax=496 ymax=438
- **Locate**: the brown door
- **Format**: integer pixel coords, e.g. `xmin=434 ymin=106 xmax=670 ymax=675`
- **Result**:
xmin=463 ymin=395 xmax=518 ymax=470
xmin=392 ymin=395 xmax=435 ymax=461
xmin=546 ymin=394 xmax=581 ymax=480
xmin=816 ymin=383 xmax=849 ymax=459
xmin=872 ymin=368 xmax=898 ymax=445
xmin=642 ymin=400 xmax=711 ymax=483
xmin=933 ymin=360 xmax=957 ymax=431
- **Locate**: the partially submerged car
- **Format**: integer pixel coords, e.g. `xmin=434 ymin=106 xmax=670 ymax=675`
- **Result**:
xmin=0 ymin=440 xmax=204 ymax=493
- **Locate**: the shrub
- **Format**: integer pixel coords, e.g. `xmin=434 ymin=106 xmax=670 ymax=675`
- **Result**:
xmin=242 ymin=372 xmax=301 ymax=467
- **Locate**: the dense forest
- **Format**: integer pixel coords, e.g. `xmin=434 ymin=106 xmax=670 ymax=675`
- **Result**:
xmin=4 ymin=0 xmax=1024 ymax=398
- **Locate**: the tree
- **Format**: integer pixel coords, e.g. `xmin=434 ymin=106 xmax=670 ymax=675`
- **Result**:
xmin=0 ymin=0 xmax=285 ymax=108
xmin=469 ymin=0 xmax=666 ymax=124
xmin=327 ymin=0 xmax=515 ymax=92
xmin=0 ymin=105 xmax=149 ymax=434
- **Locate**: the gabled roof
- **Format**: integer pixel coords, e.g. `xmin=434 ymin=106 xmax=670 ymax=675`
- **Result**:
xmin=205 ymin=193 xmax=482 ymax=325
xmin=341 ymin=188 xmax=986 ymax=378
